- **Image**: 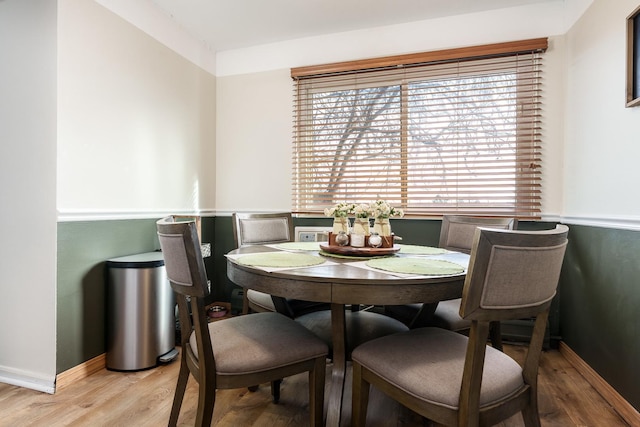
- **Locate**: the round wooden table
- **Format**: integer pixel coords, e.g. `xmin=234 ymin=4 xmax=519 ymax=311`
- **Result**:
xmin=226 ymin=244 xmax=469 ymax=427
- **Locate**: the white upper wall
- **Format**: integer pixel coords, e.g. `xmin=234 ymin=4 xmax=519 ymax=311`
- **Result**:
xmin=563 ymin=0 xmax=640 ymax=227
xmin=95 ymin=0 xmax=216 ymax=75
xmin=57 ymin=0 xmax=216 ymax=220
xmin=0 ymin=0 xmax=57 ymax=392
xmin=216 ymin=1 xmax=568 ymax=77
xmin=214 ymin=3 xmax=570 ymax=216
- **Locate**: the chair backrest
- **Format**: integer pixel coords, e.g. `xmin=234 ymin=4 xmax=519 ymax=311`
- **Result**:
xmin=157 ymin=216 xmax=214 ymax=366
xmin=232 ymin=212 xmax=294 ymax=247
xmin=438 ymin=215 xmax=518 ymax=254
xmin=157 ymin=216 xmax=209 ymax=298
xmin=460 ymin=224 xmax=569 ymax=322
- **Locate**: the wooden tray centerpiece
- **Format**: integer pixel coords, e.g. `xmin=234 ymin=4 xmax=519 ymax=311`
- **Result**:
xmin=322 ymin=232 xmax=400 ymax=257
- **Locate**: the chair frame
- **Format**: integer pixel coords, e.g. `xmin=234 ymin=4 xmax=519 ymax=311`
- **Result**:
xmin=436 ymin=215 xmax=518 ymax=350
xmin=232 ymin=212 xmax=295 ymax=315
xmin=353 ymin=225 xmax=568 ymax=427
xmin=157 ymin=217 xmax=326 ymax=427
xmin=438 ymin=215 xmax=518 ymax=255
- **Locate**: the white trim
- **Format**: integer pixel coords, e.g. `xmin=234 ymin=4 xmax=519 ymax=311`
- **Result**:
xmin=57 ymin=209 xmax=216 ymax=222
xmin=57 ymin=209 xmax=640 ymax=231
xmin=0 ymin=369 xmax=55 ymax=394
xmin=560 ymin=215 xmax=640 ymax=231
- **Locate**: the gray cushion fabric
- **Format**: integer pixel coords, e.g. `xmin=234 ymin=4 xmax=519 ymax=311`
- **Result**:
xmin=352 ymin=327 xmax=524 ymax=410
xmin=296 ymin=310 xmax=409 ymax=352
xmin=480 ymin=244 xmax=567 ymax=308
xmin=430 ymin=299 xmax=470 ymax=331
xmin=159 ymin=234 xmax=193 ymax=287
xmin=246 ymin=289 xmax=276 ymax=311
xmin=240 ymin=218 xmax=290 ymax=244
xmin=189 ymin=312 xmax=328 ymax=375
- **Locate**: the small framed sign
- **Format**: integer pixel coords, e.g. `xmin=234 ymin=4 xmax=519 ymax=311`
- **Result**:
xmin=627 ymin=5 xmax=640 ymax=107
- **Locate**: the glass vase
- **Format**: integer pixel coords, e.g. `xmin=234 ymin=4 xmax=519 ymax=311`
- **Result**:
xmin=332 ymin=217 xmax=349 ymax=234
xmin=353 ymin=218 xmax=370 ymax=236
xmin=373 ymin=218 xmax=391 ymax=236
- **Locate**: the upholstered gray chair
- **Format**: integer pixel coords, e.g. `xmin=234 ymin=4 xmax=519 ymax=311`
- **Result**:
xmin=157 ymin=216 xmax=327 ymax=427
xmin=385 ymin=215 xmax=517 ymax=349
xmin=232 ymin=212 xmax=409 ymax=358
xmin=351 ymin=224 xmax=568 ymax=427
xmin=232 ymin=212 xmax=331 ymax=317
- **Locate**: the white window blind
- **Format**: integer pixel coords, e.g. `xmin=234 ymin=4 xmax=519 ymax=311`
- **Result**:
xmin=292 ymin=38 xmax=547 ymax=218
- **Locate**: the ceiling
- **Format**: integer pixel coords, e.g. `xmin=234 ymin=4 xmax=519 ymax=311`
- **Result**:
xmin=148 ymin=0 xmax=561 ymax=52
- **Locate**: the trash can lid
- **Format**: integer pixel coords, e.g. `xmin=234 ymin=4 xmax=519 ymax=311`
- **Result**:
xmin=106 ymin=251 xmax=165 ymax=268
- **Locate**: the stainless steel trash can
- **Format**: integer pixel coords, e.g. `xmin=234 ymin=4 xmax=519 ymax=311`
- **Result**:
xmin=105 ymin=251 xmax=177 ymax=371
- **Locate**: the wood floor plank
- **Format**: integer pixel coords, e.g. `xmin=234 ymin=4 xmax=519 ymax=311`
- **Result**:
xmin=0 ymin=345 xmax=630 ymax=427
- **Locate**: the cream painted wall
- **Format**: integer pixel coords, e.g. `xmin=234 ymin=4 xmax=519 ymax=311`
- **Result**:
xmin=564 ymin=0 xmax=640 ymax=227
xmin=215 ymin=4 xmax=568 ymax=217
xmin=58 ymin=0 xmax=216 ymax=220
xmin=0 ymin=0 xmax=57 ymax=392
xmin=215 ymin=69 xmax=293 ymax=213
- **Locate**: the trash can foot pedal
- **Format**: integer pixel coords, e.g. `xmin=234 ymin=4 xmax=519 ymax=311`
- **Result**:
xmin=159 ymin=348 xmax=179 ymax=363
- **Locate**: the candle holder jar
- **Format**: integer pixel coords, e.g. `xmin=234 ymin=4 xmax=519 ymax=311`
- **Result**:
xmin=335 ymin=231 xmax=350 ymax=246
xmin=368 ymin=232 xmax=382 ymax=248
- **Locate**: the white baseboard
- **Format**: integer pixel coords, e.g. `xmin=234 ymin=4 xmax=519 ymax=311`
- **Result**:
xmin=0 ymin=368 xmax=55 ymax=394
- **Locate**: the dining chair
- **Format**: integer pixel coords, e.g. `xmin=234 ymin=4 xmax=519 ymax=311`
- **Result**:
xmin=157 ymin=216 xmax=328 ymax=427
xmin=351 ymin=224 xmax=569 ymax=427
xmin=232 ymin=212 xmax=331 ymax=317
xmin=232 ymin=212 xmax=409 ymax=358
xmin=385 ymin=215 xmax=517 ymax=350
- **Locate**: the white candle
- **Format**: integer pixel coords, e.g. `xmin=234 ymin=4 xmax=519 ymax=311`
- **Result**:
xmin=351 ymin=234 xmax=365 ymax=247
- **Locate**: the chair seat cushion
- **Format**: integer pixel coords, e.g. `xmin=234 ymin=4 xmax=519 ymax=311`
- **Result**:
xmin=296 ymin=310 xmax=409 ymax=353
xmin=430 ymin=298 xmax=470 ymax=331
xmin=352 ymin=327 xmax=523 ymax=409
xmin=247 ymin=289 xmax=331 ymax=316
xmin=189 ymin=312 xmax=328 ymax=375
xmin=246 ymin=289 xmax=276 ymax=311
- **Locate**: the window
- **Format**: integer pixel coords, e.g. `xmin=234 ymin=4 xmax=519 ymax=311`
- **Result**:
xmin=292 ymin=38 xmax=546 ymax=218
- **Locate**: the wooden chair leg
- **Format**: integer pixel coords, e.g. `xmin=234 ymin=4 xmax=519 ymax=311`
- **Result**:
xmin=271 ymin=379 xmax=282 ymax=403
xmin=242 ymin=289 xmax=250 ymax=315
xmin=195 ymin=380 xmax=216 ymax=427
xmin=168 ymin=360 xmax=190 ymax=427
xmin=351 ymin=362 xmax=370 ymax=427
xmin=309 ymin=357 xmax=326 ymax=427
xmin=489 ymin=321 xmax=503 ymax=351
xmin=522 ymin=399 xmax=541 ymax=427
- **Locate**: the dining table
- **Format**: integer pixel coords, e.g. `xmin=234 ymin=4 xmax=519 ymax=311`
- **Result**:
xmin=226 ymin=241 xmax=470 ymax=427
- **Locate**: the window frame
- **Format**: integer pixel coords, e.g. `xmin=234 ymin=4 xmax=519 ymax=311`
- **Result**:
xmin=291 ymin=38 xmax=547 ymax=219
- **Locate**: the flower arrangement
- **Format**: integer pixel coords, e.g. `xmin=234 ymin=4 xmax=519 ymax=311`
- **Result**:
xmin=370 ymin=200 xmax=403 ymax=237
xmin=353 ymin=203 xmax=372 ymax=218
xmin=323 ymin=200 xmax=403 ymax=237
xmin=370 ymin=200 xmax=404 ymax=219
xmin=352 ymin=204 xmax=372 ymax=236
xmin=325 ymin=202 xmax=355 ymax=233
xmin=324 ymin=202 xmax=355 ymax=218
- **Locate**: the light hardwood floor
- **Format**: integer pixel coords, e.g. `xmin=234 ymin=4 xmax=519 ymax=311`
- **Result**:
xmin=0 ymin=345 xmax=629 ymax=427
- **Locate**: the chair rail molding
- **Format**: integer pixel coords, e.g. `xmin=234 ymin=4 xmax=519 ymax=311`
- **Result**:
xmin=57 ymin=209 xmax=216 ymax=222
xmin=560 ymin=214 xmax=640 ymax=231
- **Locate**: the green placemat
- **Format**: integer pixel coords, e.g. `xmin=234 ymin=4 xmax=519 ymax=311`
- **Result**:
xmin=237 ymin=252 xmax=325 ymax=268
xmin=398 ymin=244 xmax=447 ymax=255
xmin=273 ymin=242 xmax=321 ymax=251
xmin=366 ymin=257 xmax=464 ymax=276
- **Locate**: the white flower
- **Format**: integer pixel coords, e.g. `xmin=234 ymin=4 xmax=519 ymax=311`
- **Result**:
xmin=370 ymin=200 xmax=404 ymax=219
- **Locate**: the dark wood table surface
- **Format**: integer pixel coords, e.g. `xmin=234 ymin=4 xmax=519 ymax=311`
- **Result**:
xmin=226 ymin=244 xmax=469 ymax=427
